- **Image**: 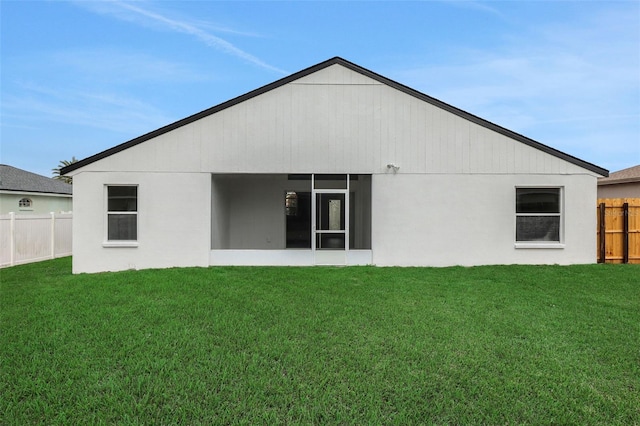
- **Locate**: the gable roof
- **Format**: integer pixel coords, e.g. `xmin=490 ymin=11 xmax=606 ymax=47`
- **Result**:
xmin=598 ymin=164 xmax=640 ymax=186
xmin=0 ymin=164 xmax=72 ymax=195
xmin=61 ymin=57 xmax=608 ymax=177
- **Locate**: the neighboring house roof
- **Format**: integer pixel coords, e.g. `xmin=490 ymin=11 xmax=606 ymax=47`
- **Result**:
xmin=0 ymin=164 xmax=72 ymax=195
xmin=61 ymin=56 xmax=608 ymax=177
xmin=598 ymin=165 xmax=640 ymax=186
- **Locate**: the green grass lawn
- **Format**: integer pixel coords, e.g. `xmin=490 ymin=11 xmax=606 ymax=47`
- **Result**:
xmin=2 ymin=258 xmax=639 ymax=425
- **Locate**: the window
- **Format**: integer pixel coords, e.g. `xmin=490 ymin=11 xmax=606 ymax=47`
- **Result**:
xmin=18 ymin=198 xmax=32 ymax=208
xmin=107 ymin=186 xmax=137 ymax=241
xmin=516 ymin=188 xmax=561 ymax=242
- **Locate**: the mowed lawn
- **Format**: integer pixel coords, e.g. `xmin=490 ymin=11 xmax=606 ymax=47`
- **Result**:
xmin=1 ymin=258 xmax=639 ymax=425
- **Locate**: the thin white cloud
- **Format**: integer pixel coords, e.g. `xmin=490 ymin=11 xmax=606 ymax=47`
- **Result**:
xmin=438 ymin=0 xmax=507 ymax=19
xmin=394 ymin=4 xmax=639 ymax=170
xmin=50 ymin=49 xmax=208 ymax=83
xmin=192 ymin=19 xmax=266 ymax=39
xmin=11 ymin=48 xmax=207 ymax=87
xmin=75 ymin=0 xmax=287 ymax=75
xmin=533 ymin=114 xmax=640 ymax=125
xmin=3 ymin=84 xmax=172 ymax=136
xmin=2 ymin=48 xmax=198 ymax=136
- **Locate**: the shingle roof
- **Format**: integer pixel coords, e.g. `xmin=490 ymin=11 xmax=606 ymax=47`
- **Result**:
xmin=598 ymin=165 xmax=640 ymax=186
xmin=0 ymin=165 xmax=72 ymax=195
xmin=61 ymin=56 xmax=608 ymax=177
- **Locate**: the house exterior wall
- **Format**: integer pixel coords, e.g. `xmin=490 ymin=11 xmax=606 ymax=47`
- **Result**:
xmin=210 ymin=177 xmax=230 ymax=250
xmin=0 ymin=192 xmax=72 ymax=215
xmin=597 ymin=182 xmax=640 ymax=199
xmin=371 ymin=172 xmax=597 ymax=266
xmin=68 ymin=63 xmax=602 ymax=272
xmin=72 ymin=171 xmax=211 ymax=273
xmin=225 ymin=175 xmax=288 ymax=249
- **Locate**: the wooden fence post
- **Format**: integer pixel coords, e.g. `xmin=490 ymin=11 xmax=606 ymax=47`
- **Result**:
xmin=598 ymin=203 xmax=606 ymax=263
xmin=622 ymin=203 xmax=629 ymax=264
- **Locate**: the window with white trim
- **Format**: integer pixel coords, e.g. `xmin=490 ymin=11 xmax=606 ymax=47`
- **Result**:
xmin=516 ymin=188 xmax=561 ymax=242
xmin=19 ymin=198 xmax=32 ymax=208
xmin=107 ymin=186 xmax=137 ymax=241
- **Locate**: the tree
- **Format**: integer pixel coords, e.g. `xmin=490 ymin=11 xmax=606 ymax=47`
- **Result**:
xmin=52 ymin=157 xmax=78 ymax=184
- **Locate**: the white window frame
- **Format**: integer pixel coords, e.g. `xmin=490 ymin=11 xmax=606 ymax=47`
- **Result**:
xmin=514 ymin=186 xmax=564 ymax=249
xmin=18 ymin=197 xmax=33 ymax=209
xmin=103 ymin=185 xmax=139 ymax=248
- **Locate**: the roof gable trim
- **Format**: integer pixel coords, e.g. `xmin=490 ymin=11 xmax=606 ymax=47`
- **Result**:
xmin=61 ymin=57 xmax=608 ymax=177
xmin=0 ymin=189 xmax=72 ymax=197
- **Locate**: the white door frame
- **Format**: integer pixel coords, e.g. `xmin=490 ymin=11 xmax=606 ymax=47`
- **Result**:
xmin=312 ymin=174 xmax=350 ymax=265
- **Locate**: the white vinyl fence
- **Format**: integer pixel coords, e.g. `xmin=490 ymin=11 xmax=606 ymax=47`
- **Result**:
xmin=0 ymin=212 xmax=72 ymax=268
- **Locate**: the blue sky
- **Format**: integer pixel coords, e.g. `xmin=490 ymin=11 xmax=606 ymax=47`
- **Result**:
xmin=2 ymin=0 xmax=638 ymax=177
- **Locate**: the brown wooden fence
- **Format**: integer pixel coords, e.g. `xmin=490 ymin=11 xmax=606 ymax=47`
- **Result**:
xmin=597 ymin=198 xmax=640 ymax=264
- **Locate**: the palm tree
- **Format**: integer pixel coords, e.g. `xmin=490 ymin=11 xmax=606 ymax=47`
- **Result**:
xmin=52 ymin=157 xmax=78 ymax=184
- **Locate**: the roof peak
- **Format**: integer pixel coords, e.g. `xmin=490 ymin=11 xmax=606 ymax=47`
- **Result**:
xmin=61 ymin=57 xmax=608 ymax=177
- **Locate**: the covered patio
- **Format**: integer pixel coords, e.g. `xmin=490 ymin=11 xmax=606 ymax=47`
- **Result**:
xmin=210 ymin=173 xmax=372 ymax=265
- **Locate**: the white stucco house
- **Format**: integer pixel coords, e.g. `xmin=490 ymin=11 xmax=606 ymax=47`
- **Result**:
xmin=62 ymin=57 xmax=608 ymax=274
